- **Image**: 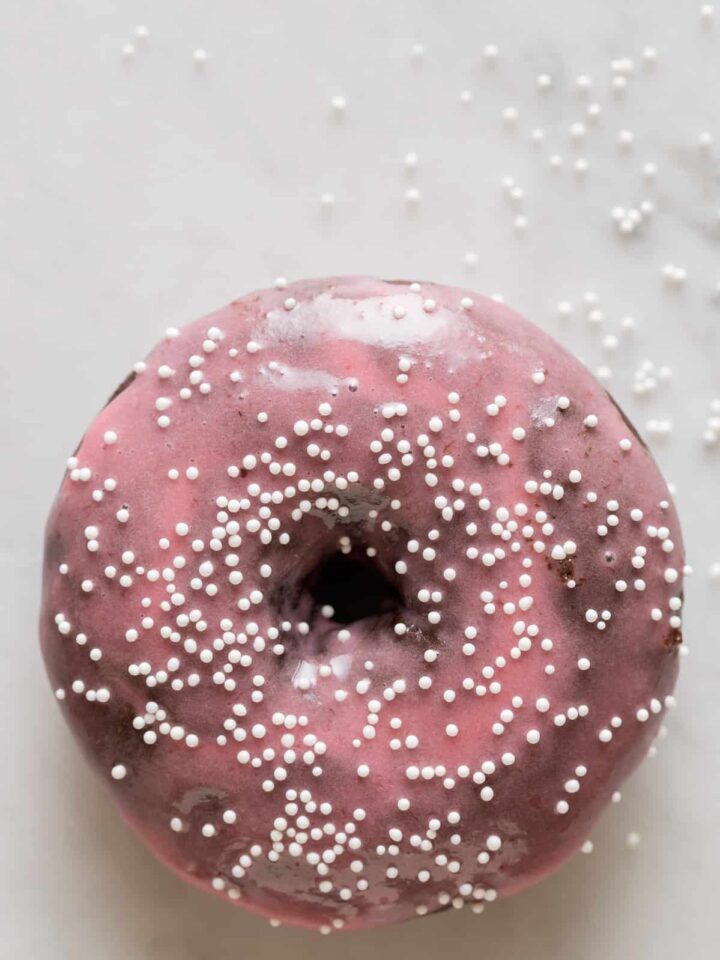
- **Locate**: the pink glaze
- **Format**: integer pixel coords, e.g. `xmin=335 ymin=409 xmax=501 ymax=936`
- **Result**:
xmin=41 ymin=277 xmax=683 ymax=931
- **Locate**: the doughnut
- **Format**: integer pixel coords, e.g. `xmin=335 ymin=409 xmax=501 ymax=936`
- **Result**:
xmin=40 ymin=276 xmax=684 ymax=931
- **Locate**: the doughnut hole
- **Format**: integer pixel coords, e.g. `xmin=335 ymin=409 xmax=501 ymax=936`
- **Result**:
xmin=303 ymin=550 xmax=403 ymax=625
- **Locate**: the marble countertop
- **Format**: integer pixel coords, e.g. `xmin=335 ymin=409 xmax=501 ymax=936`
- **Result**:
xmin=2 ymin=1 xmax=719 ymax=957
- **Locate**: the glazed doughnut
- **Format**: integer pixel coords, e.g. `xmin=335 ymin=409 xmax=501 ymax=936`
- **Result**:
xmin=41 ymin=277 xmax=684 ymax=931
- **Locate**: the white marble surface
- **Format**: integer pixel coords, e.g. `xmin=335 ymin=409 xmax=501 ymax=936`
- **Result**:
xmin=2 ymin=1 xmax=719 ymax=957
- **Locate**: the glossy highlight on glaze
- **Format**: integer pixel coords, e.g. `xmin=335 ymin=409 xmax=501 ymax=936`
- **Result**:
xmin=40 ymin=277 xmax=683 ymax=931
